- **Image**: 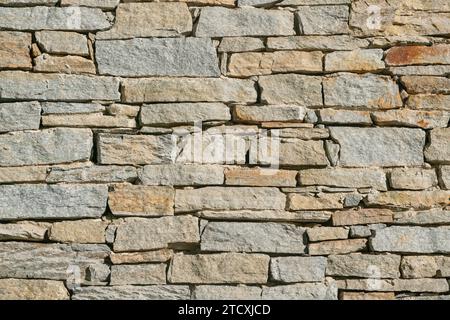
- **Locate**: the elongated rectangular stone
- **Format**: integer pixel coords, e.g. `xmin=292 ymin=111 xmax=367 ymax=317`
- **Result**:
xmin=0 ymin=0 xmax=58 ymax=5
xmin=201 ymin=222 xmax=306 ymax=254
xmin=140 ymin=103 xmax=230 ymax=126
xmin=0 ymin=242 xmax=109 ymax=280
xmin=332 ymin=209 xmax=393 ymax=226
xmin=35 ymin=31 xmax=89 ymax=56
xmin=225 ymin=167 xmax=297 ymax=187
xmin=401 ymin=256 xmax=450 ymax=278
xmin=0 ymin=6 xmax=111 ymax=31
xmin=386 ymin=44 xmax=450 ymax=66
xmin=259 ymin=74 xmax=322 ymax=106
xmin=110 ymin=249 xmax=173 ymax=265
xmin=114 ymin=216 xmax=199 ymax=252
xmin=0 ymin=128 xmax=92 ymax=166
xmin=234 ymin=105 xmax=306 ymax=123
xmin=325 ymin=49 xmax=384 ymax=72
xmin=47 ymin=165 xmax=137 ymax=183
xmin=288 ymin=193 xmax=345 ymax=210
xmin=262 ymin=282 xmax=338 ymax=300
xmin=175 ymin=187 xmax=286 ymax=212
xmin=198 ymin=210 xmax=332 ymax=223
xmin=0 ymin=222 xmax=48 ymax=241
xmin=122 ymin=77 xmax=256 ymax=103
xmin=390 ymin=168 xmax=438 ymax=190
xmin=140 ymin=164 xmax=224 ymax=186
xmin=61 ymin=0 xmax=120 ymax=9
xmin=49 ymin=219 xmax=107 ymax=243
xmin=393 ymin=209 xmax=450 ymax=225
xmin=0 ymin=31 xmax=32 ymax=70
xmin=0 ymin=279 xmax=69 ymax=300
xmin=327 ymin=254 xmax=401 ymax=278
xmin=42 ymin=112 xmax=135 ymax=128
xmin=196 ymin=7 xmax=294 ymax=37
xmin=330 ymin=127 xmax=425 ymax=167
xmin=0 ymin=166 xmax=47 ymax=183
xmin=97 ymin=134 xmax=173 ymax=165
xmin=0 ymin=102 xmax=41 ymax=132
xmin=0 ymin=71 xmax=120 ymax=101
xmin=324 ymin=73 xmax=402 ymax=108
xmin=97 ymin=3 xmax=191 ymax=39
xmin=366 ymin=191 xmax=450 ymax=209
xmin=110 ymin=264 xmax=166 ymax=285
xmin=299 ymin=168 xmax=386 ymax=191
xmin=401 ymin=76 xmax=450 ymax=94
xmin=41 ymin=102 xmax=105 ymax=114
xmin=407 ymin=94 xmax=450 ymax=111
xmin=307 ymin=227 xmax=349 ymax=242
xmin=168 ymin=253 xmax=269 ymax=284
xmin=371 ymin=226 xmax=450 ymax=253
xmin=270 ymin=257 xmax=326 ymax=283
xmin=0 ymin=184 xmax=107 ymax=220
xmin=192 ymin=285 xmax=262 ymax=300
xmin=73 ymin=285 xmax=190 ymax=300
xmin=34 ymin=54 xmax=96 ymax=75
xmin=267 ymin=35 xmax=368 ymax=51
xmin=342 ymin=278 xmax=449 ymax=293
xmin=97 ymin=38 xmax=219 ymax=77
xmin=309 ymin=239 xmax=367 ymax=255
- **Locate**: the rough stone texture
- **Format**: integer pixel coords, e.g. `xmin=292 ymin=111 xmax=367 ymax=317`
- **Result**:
xmin=48 ymin=219 xmax=107 ymax=243
xmin=141 ymin=164 xmax=224 ymax=186
xmin=0 ymin=101 xmax=41 ymax=132
xmin=96 ymin=3 xmax=192 ymax=39
xmin=425 ymin=128 xmax=450 ymax=164
xmin=225 ymin=167 xmax=297 ymax=187
xmin=385 ymin=45 xmax=450 ymax=66
xmin=201 ymin=222 xmax=306 ymax=254
xmin=340 ymin=292 xmax=395 ymax=300
xmin=326 ymin=254 xmax=401 ymax=278
xmin=0 ymin=31 xmax=32 ymax=70
xmin=34 ymin=54 xmax=96 ymax=74
xmin=198 ymin=210 xmax=332 ymax=223
xmin=192 ymin=285 xmax=262 ymax=300
xmin=234 ymin=105 xmax=306 ymax=123
xmin=96 ymin=38 xmax=219 ymax=77
xmin=168 ymin=253 xmax=269 ymax=284
xmin=262 ymin=282 xmax=338 ymax=300
xmin=0 ymin=222 xmax=48 ymax=241
xmin=371 ymin=226 xmax=450 ymax=254
xmin=219 ymin=37 xmax=265 ymax=53
xmin=319 ymin=109 xmax=372 ymax=125
xmin=401 ymin=76 xmax=450 ymax=94
xmin=0 ymin=279 xmax=69 ymax=300
xmin=296 ymin=5 xmax=349 ymax=35
xmin=288 ymin=193 xmax=345 ymax=210
xmin=393 ymin=209 xmax=450 ymax=225
xmin=0 ymin=166 xmax=47 ymax=183
xmin=389 ymin=168 xmax=438 ymax=190
xmin=0 ymin=184 xmax=108 ymax=220
xmin=441 ymin=166 xmax=450 ymax=190
xmin=332 ymin=209 xmax=393 ymax=226
xmin=60 ymin=0 xmax=119 ymax=9
xmin=325 ymin=49 xmax=384 ymax=72
xmin=46 ymin=165 xmax=137 ymax=183
xmin=407 ymin=94 xmax=450 ymax=111
xmin=270 ymin=257 xmax=327 ymax=282
xmin=401 ymin=256 xmax=450 ymax=278
xmin=114 ymin=216 xmax=199 ymax=252
xmin=372 ymin=110 xmax=449 ymax=129
xmin=196 ymin=7 xmax=294 ymax=37
xmin=308 ymin=239 xmax=367 ymax=256
xmin=72 ymin=285 xmax=190 ymax=300
xmin=307 ymin=227 xmax=349 ymax=242
xmin=342 ymin=278 xmax=449 ymax=293
xmin=110 ymin=250 xmax=173 ymax=265
xmin=110 ymin=264 xmax=166 ymax=285
xmin=108 ymin=185 xmax=174 ymax=217
xmin=35 ymin=31 xmax=89 ymax=56
xmin=365 ymin=191 xmax=450 ymax=209
xmin=267 ymin=35 xmax=368 ymax=51
xmin=330 ymin=127 xmax=425 ymax=167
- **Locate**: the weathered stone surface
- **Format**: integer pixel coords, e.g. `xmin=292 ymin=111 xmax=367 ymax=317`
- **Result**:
xmin=0 ymin=128 xmax=92 ymax=166
xmin=267 ymin=35 xmax=368 ymax=51
xmin=0 ymin=184 xmax=107 ymax=220
xmin=234 ymin=105 xmax=306 ymax=123
xmin=228 ymin=51 xmax=323 ymax=76
xmin=0 ymin=6 xmax=111 ymax=31
xmin=113 ymin=216 xmax=199 ymax=252
xmin=0 ymin=279 xmax=69 ymax=300
xmin=279 ymin=0 xmax=351 ymax=4
xmin=0 ymin=166 xmax=47 ymax=183
xmin=262 ymin=282 xmax=338 ymax=300
xmin=0 ymin=101 xmax=41 ymax=132
xmin=60 ymin=0 xmax=120 ymax=9
xmin=0 ymin=71 xmax=120 ymax=101
xmin=325 ymin=49 xmax=384 ymax=72
xmin=34 ymin=54 xmax=96 ymax=74
xmin=307 ymin=227 xmax=349 ymax=242
xmin=407 ymin=94 xmax=450 ymax=111
xmin=109 ymin=185 xmax=174 ymax=217
xmin=169 ymin=253 xmax=269 ymax=284
xmin=323 ymin=73 xmax=402 ymax=108
xmin=0 ymin=222 xmax=48 ymax=241
xmin=198 ymin=210 xmax=332 ymax=223
xmin=42 ymin=112 xmax=136 ymax=128
xmin=389 ymin=168 xmax=437 ymax=190
xmin=340 ymin=292 xmax=395 ymax=300
xmin=330 ymin=127 xmax=425 ymax=167
xmin=342 ymin=278 xmax=449 ymax=293
xmin=110 ymin=249 xmax=173 ymax=264
xmin=278 ymin=128 xmax=329 ymax=139
xmin=0 ymin=242 xmax=109 ymax=280
xmin=49 ymin=219 xmax=107 ymax=243
xmin=196 ymin=7 xmax=294 ymax=37
xmin=389 ymin=65 xmax=450 ymax=76
xmin=201 ymin=222 xmax=306 ymax=254
xmin=193 ymin=285 xmax=262 ymax=300
xmin=309 ymin=239 xmax=367 ymax=255
xmin=386 ymin=45 xmax=450 ymax=66
xmin=270 ymin=257 xmax=326 ymax=283
xmin=260 ymin=74 xmax=322 ymax=106
xmin=41 ymin=102 xmax=105 ymax=114
xmin=0 ymin=0 xmax=58 ymax=5
xmin=175 ymin=187 xmax=286 ymax=212
xmin=296 ymin=5 xmax=349 ymax=35
xmin=372 ymin=110 xmax=449 ymax=129
xmin=441 ymin=166 xmax=450 ymax=189
xmin=218 ymin=37 xmax=265 ymax=53
xmin=35 ymin=31 xmax=89 ymax=56
xmin=97 ymin=134 xmax=173 ymax=165
xmin=140 ymin=164 xmax=224 ymax=186
xmin=319 ymin=109 xmax=372 ymax=125
xmin=110 ymin=264 xmax=166 ymax=285
xmin=326 ymin=254 xmax=401 ymax=278
xmin=425 ymin=128 xmax=450 ymax=164
xmin=275 ymin=139 xmax=328 ymax=167
xmin=401 ymin=76 xmax=450 ymax=94
xmin=401 ymin=256 xmax=450 ymax=278
xmin=332 ymin=209 xmax=393 ymax=226
xmin=122 ymin=77 xmax=256 ymax=103
xmin=299 ymin=168 xmax=386 ymax=191
xmin=288 ymin=193 xmax=345 ymax=210
xmin=393 ymin=209 xmax=450 ymax=225
xmin=225 ymin=167 xmax=297 ymax=187
xmin=97 ymin=3 xmax=191 ymax=39
xmin=366 ymin=191 xmax=450 ymax=209
xmin=73 ymin=285 xmax=190 ymax=300
xmin=96 ymin=38 xmax=219 ymax=77
xmin=47 ymin=165 xmax=137 ymax=183
xmin=371 ymin=226 xmax=450 ymax=253
xmin=140 ymin=103 xmax=230 ymax=126
xmin=0 ymin=31 xmax=32 ymax=69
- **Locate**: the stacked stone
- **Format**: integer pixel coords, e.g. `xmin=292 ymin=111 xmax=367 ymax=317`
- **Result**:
xmin=0 ymin=0 xmax=449 ymax=300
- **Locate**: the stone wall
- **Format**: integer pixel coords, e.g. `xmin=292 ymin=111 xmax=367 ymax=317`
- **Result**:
xmin=0 ymin=0 xmax=449 ymax=300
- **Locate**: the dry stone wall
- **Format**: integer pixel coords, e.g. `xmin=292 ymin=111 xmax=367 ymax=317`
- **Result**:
xmin=0 ymin=0 xmax=449 ymax=300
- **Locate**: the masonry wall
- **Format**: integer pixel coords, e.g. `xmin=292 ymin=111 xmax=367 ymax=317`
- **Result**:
xmin=0 ymin=0 xmax=449 ymax=300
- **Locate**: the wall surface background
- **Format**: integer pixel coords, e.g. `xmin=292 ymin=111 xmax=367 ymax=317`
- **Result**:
xmin=0 ymin=0 xmax=449 ymax=300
